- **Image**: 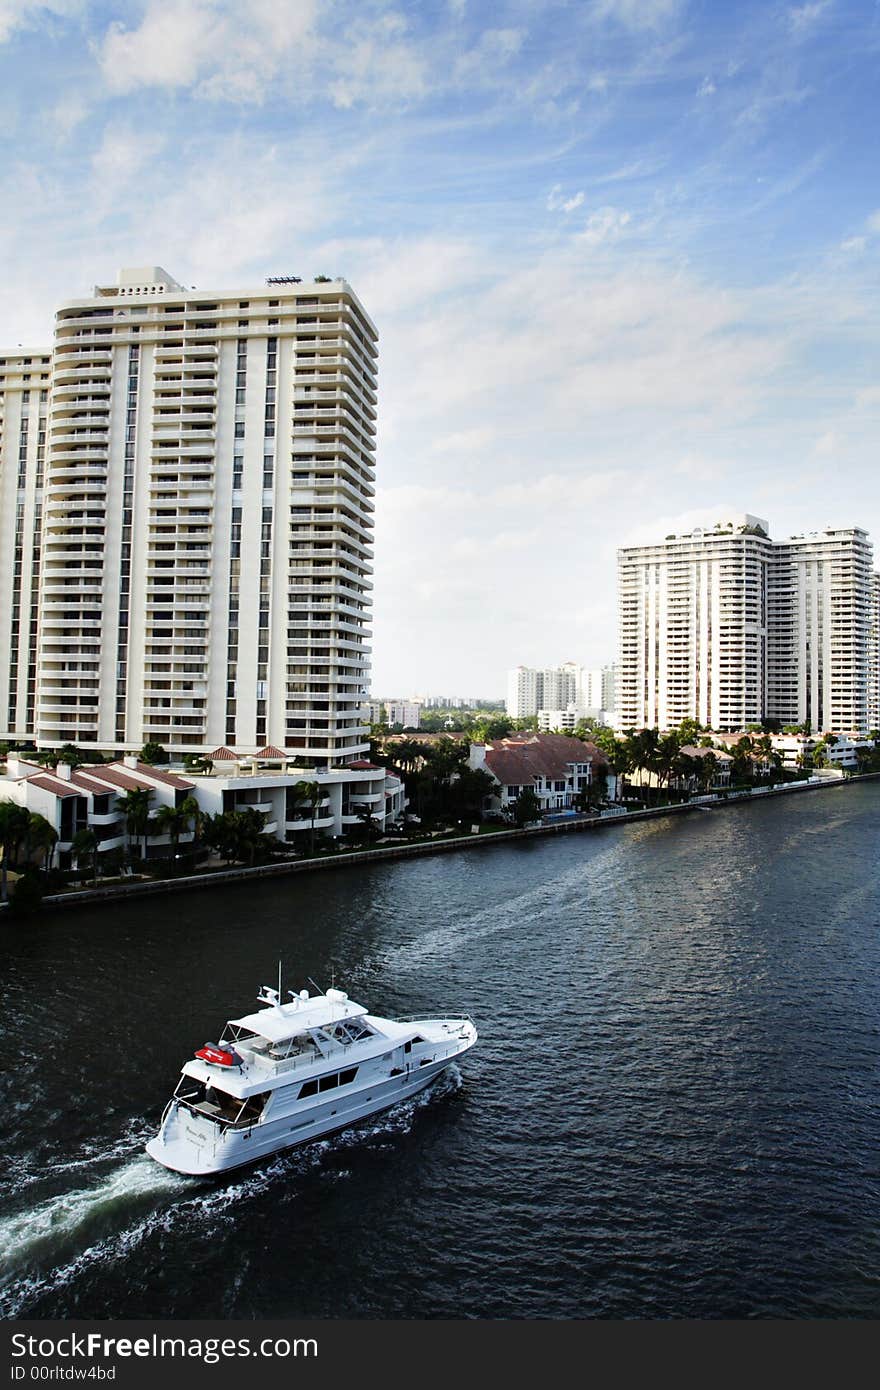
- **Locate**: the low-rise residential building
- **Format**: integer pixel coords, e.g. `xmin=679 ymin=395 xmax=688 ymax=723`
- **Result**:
xmin=0 ymin=751 xmax=406 ymax=869
xmin=1 ymin=754 xmax=196 ymax=867
xmin=469 ymin=732 xmax=616 ymax=814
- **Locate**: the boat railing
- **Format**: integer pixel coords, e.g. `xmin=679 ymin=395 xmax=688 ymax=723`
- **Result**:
xmin=395 ymin=1014 xmax=475 ymax=1028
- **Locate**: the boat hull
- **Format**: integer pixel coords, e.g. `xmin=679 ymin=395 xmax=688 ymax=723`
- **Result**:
xmin=146 ymin=1035 xmax=473 ymax=1177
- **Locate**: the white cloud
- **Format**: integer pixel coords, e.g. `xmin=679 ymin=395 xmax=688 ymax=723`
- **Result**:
xmin=0 ymin=0 xmax=78 ymax=44
xmin=578 ymin=206 xmax=631 ymax=245
xmin=98 ymin=0 xmax=320 ymax=101
xmin=813 ymin=431 xmax=838 ymax=455
xmin=91 ymin=125 xmax=166 ymax=184
xmin=547 ymin=185 xmax=585 ymax=213
xmin=697 ymin=77 xmax=716 ymax=98
xmin=327 ymin=10 xmax=429 ymax=109
xmin=590 ymin=0 xmax=682 ymax=30
xmin=788 ymin=1 xmax=832 ymax=37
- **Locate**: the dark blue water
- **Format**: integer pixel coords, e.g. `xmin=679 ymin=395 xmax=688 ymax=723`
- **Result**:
xmin=1 ymin=786 xmax=879 ymax=1319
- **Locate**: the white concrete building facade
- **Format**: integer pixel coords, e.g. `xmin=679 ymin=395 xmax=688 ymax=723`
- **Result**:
xmin=618 ymin=516 xmax=873 ymax=735
xmin=868 ymin=573 xmax=880 ymax=733
xmin=0 ymin=350 xmax=52 ymax=743
xmin=768 ymin=527 xmax=872 ymax=733
xmin=386 ymin=700 xmax=421 ymax=728
xmin=1 ymin=266 xmax=377 ymax=766
xmin=617 ymin=516 xmax=773 ymax=732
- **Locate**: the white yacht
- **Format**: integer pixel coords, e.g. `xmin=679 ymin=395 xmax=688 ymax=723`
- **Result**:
xmin=146 ymin=984 xmax=477 ymax=1175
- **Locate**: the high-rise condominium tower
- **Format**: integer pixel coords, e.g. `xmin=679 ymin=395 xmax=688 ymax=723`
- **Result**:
xmin=617 ymin=516 xmax=872 ymax=734
xmin=1 ymin=266 xmax=377 ymax=765
xmin=866 ymin=572 xmax=880 ymax=733
xmin=0 ymin=349 xmax=52 ymax=743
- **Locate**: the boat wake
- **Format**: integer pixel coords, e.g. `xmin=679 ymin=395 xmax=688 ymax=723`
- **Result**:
xmin=2 ymin=1117 xmax=157 ymax=1203
xmin=0 ymin=1067 xmax=462 ymax=1319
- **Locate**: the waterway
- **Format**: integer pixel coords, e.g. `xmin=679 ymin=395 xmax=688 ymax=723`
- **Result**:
xmin=1 ymin=785 xmax=879 ymax=1319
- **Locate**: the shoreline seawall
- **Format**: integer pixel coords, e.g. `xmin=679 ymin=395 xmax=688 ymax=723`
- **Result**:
xmin=12 ymin=771 xmax=875 ymax=915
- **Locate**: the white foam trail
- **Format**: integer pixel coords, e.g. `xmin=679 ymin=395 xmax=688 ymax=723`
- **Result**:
xmin=5 ymin=1120 xmax=156 ymax=1201
xmin=0 ymin=1155 xmax=183 ymax=1278
xmin=0 ymin=1069 xmax=463 ymax=1318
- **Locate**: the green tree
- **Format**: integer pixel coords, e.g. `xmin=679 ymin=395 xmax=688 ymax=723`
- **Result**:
xmin=512 ymin=787 xmax=541 ymax=826
xmin=353 ymin=805 xmax=381 ymax=845
xmin=472 ymin=716 xmax=514 ymax=741
xmin=0 ymin=801 xmax=30 ymax=902
xmin=117 ymin=787 xmax=154 ymax=861
xmin=71 ymin=827 xmax=99 ymax=884
xmin=295 ymin=780 xmax=323 ymax=855
xmin=139 ymin=741 xmax=169 ymax=766
xmin=26 ymin=812 xmax=58 ymax=873
xmin=446 ymin=767 xmax=496 ymax=823
xmin=676 ymin=718 xmax=705 ymax=746
xmin=153 ymin=798 xmax=200 ymax=863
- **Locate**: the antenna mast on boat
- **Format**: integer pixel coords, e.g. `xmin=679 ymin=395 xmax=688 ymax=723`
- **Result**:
xmin=278 ymin=959 xmax=282 ymax=1003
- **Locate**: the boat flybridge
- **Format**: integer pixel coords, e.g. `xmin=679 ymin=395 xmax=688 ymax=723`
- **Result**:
xmin=146 ymin=983 xmax=477 ymax=1175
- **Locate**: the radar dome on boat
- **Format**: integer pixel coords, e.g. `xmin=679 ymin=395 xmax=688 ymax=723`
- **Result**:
xmin=326 ymin=988 xmax=348 ymax=1003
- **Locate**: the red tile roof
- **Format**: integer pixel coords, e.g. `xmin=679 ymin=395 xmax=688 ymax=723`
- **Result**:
xmin=72 ymin=766 xmax=152 ymax=793
xmin=254 ymin=745 xmax=288 ymax=759
xmin=131 ymin=762 xmax=194 ymax=789
xmin=26 ymin=774 xmax=81 ymax=798
xmin=208 ymin=746 xmax=239 ymax=760
xmin=483 ymin=733 xmax=609 ymax=787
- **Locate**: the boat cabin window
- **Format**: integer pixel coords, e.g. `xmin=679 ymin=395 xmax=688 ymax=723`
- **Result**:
xmin=298 ymin=1066 xmax=358 ymax=1099
xmin=404 ymin=1037 xmax=425 ymax=1053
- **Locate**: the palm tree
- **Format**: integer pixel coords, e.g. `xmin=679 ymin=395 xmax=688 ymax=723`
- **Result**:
xmin=153 ymin=804 xmax=187 ymax=863
xmin=654 ymin=731 xmax=683 ymax=796
xmin=26 ymin=812 xmax=58 ymax=872
xmin=230 ymin=808 xmax=267 ymax=865
xmin=0 ymin=801 xmax=30 ymax=902
xmin=71 ymin=827 xmax=99 ymax=884
xmin=296 ymin=779 xmax=322 ymax=855
xmin=116 ymin=787 xmax=154 ymax=862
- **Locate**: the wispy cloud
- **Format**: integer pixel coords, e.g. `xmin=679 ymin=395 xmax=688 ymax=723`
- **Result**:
xmin=0 ymin=0 xmax=79 ymax=45
xmin=547 ymin=184 xmax=586 ymax=212
xmin=788 ymin=1 xmax=833 ymax=38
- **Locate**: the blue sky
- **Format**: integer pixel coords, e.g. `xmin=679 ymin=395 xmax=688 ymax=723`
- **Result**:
xmin=3 ymin=0 xmax=880 ymax=696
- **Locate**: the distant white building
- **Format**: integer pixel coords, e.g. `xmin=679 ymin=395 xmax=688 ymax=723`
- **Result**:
xmin=508 ymin=661 xmax=615 ymax=722
xmin=386 ymin=700 xmax=421 ymax=728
